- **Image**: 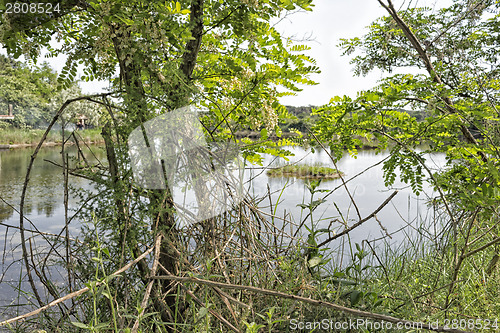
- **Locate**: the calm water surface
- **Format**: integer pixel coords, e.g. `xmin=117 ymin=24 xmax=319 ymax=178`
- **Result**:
xmin=253 ymin=147 xmax=447 ymax=253
xmin=0 ymin=145 xmax=106 ymax=318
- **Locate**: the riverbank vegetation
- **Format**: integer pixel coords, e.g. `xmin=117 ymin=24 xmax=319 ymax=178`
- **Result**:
xmin=0 ymin=127 xmax=103 ymax=146
xmin=0 ymin=0 xmax=499 ymax=332
xmin=0 ymin=54 xmax=103 ymax=130
xmin=266 ymin=163 xmax=343 ymax=180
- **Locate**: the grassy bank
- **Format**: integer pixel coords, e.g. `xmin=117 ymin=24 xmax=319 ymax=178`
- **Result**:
xmin=365 ymin=233 xmax=500 ymax=330
xmin=0 ymin=128 xmax=103 ymax=146
xmin=267 ymin=163 xmax=343 ymax=180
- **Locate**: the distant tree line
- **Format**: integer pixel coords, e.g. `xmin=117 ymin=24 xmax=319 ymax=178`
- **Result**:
xmin=280 ymin=105 xmax=429 ymax=134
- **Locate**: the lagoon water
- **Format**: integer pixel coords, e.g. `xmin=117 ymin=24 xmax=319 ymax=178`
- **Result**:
xmin=0 ymin=144 xmax=447 ymax=319
xmin=253 ymin=147 xmax=447 ymax=264
xmin=0 ymin=146 xmax=102 ymax=319
xmin=260 ymin=147 xmax=446 ymax=235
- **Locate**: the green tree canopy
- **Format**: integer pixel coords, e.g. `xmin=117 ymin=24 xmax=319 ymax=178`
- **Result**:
xmin=0 ymin=0 xmax=322 ymax=325
xmin=1 ymin=0 xmax=319 ymax=139
xmin=314 ymin=0 xmax=500 ymax=210
xmin=312 ymin=0 xmax=500 ymax=316
xmin=0 ymin=54 xmax=58 ymax=127
xmin=0 ymin=54 xmax=102 ymax=128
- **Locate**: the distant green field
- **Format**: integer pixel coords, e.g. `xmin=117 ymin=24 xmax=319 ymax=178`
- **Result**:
xmin=0 ymin=127 xmax=103 ymax=145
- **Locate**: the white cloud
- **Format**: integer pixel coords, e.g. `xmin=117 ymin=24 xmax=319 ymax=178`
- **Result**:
xmin=276 ymin=0 xmax=453 ymax=107
xmin=1 ymin=0 xmax=454 ymax=106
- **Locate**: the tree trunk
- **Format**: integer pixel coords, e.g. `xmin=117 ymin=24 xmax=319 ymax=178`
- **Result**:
xmin=109 ymin=0 xmax=205 ymax=322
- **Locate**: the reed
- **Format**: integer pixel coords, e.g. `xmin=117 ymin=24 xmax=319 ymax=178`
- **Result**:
xmin=0 ymin=128 xmax=103 ymax=145
xmin=266 ymin=163 xmax=343 ymax=180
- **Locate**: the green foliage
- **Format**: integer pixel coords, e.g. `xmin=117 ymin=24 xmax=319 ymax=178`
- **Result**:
xmin=0 ymin=54 xmax=97 ymax=128
xmin=9 ymin=0 xmax=500 ymax=331
xmin=71 ymin=216 xmax=120 ymax=332
xmin=367 ymin=223 xmax=500 ymax=330
xmin=50 ymin=84 xmax=105 ymax=127
xmin=1 ymin=0 xmax=320 ymax=141
xmin=314 ymin=0 xmax=500 ymax=211
xmin=278 ymin=105 xmax=318 ymax=135
xmin=0 ymin=0 xmax=325 ymax=331
xmin=266 ymin=163 xmax=342 ymax=179
xmin=310 ymin=1 xmax=500 ymax=329
xmin=243 ymin=321 xmax=265 ymax=333
xmin=0 ymin=55 xmax=58 ymax=128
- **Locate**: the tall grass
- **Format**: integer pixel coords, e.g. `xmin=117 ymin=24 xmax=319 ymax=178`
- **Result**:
xmin=0 ymin=128 xmax=103 ymax=145
xmin=266 ymin=163 xmax=343 ymax=180
xmin=2 ymin=139 xmax=499 ymax=333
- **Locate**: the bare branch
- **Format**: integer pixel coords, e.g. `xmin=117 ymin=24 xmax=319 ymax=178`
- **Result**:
xmin=317 ymin=190 xmax=399 ymax=249
xmin=0 ymin=244 xmax=155 ymax=327
xmin=152 ymin=274 xmax=474 ymax=333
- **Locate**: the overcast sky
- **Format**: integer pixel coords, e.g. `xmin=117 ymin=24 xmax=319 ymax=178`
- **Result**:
xmin=275 ymin=0 xmax=388 ymax=106
xmin=2 ymin=0 xmax=448 ymax=107
xmin=76 ymin=0 xmax=390 ymax=106
xmin=275 ymin=0 xmax=452 ymax=106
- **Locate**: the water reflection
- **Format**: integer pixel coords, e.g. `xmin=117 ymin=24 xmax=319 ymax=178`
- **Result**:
xmin=247 ymin=147 xmax=447 ymax=256
xmin=1 ymin=145 xmax=446 ymax=244
xmin=0 ymin=145 xmax=106 ymax=319
xmin=0 ymin=144 xmax=447 ymax=320
xmin=0 ymin=146 xmax=104 ymax=225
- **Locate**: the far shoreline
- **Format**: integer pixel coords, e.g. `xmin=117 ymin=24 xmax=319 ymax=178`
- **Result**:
xmin=0 ymin=140 xmax=104 ymax=150
xmin=0 ymin=128 xmax=104 ymax=149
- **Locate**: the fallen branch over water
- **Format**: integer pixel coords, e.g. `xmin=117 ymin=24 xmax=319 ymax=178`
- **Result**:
xmin=0 ymin=244 xmax=154 ymax=327
xmin=317 ymin=190 xmax=399 ymax=249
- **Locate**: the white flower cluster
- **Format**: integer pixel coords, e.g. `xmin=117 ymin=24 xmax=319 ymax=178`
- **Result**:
xmin=241 ymin=0 xmax=259 ymax=8
xmin=215 ymin=66 xmax=279 ymax=131
xmin=261 ymin=99 xmax=278 ymax=130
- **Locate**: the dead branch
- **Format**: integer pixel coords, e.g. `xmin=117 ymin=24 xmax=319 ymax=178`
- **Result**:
xmin=0 ymin=243 xmax=154 ymax=327
xmin=17 ymin=92 xmax=120 ymax=310
xmin=152 ymin=275 xmax=473 ymax=333
xmin=317 ymin=190 xmax=399 ymax=249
